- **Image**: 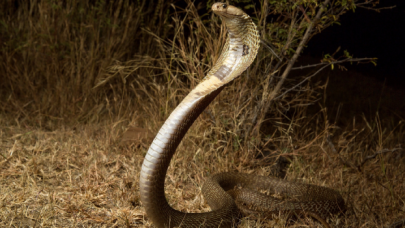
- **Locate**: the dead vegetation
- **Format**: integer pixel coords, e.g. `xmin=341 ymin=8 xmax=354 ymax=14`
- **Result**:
xmin=0 ymin=0 xmax=404 ymax=227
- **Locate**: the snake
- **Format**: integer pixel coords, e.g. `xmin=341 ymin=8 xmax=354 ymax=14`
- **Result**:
xmin=139 ymin=2 xmax=346 ymax=228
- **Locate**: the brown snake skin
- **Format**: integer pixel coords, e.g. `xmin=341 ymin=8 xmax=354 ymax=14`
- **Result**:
xmin=139 ymin=2 xmax=345 ymax=228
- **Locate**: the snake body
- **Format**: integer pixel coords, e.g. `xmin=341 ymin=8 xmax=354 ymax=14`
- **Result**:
xmin=139 ymin=3 xmax=345 ymax=228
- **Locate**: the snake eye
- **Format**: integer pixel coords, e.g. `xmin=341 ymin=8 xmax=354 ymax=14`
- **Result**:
xmin=222 ymin=4 xmax=227 ymax=9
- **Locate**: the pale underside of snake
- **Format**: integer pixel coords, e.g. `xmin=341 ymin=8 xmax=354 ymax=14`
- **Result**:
xmin=139 ymin=2 xmax=346 ymax=228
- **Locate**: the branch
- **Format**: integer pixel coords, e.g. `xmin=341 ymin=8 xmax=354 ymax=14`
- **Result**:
xmin=260 ymin=39 xmax=281 ymax=61
xmin=358 ymin=148 xmax=403 ymax=168
xmin=250 ymin=0 xmax=331 ymax=135
xmin=273 ymin=56 xmax=377 ymax=101
xmin=357 ymin=5 xmax=396 ymax=11
xmin=275 ymin=57 xmax=374 ymax=100
xmin=326 ymin=134 xmax=403 ymax=172
xmin=291 ymin=57 xmax=376 ymax=70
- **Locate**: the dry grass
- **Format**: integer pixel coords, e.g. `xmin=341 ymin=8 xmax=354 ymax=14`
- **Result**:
xmin=1 ymin=96 xmax=404 ymax=227
xmin=1 ymin=0 xmax=404 ymax=227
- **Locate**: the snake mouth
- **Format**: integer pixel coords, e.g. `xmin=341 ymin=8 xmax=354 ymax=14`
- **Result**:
xmin=212 ymin=2 xmax=244 ymax=18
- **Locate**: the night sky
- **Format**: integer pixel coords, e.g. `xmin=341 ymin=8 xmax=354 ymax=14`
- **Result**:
xmin=306 ymin=0 xmax=405 ymax=88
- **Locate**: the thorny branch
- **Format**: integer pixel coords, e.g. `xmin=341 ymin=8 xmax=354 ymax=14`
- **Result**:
xmin=276 ymin=58 xmax=375 ymax=100
xmin=355 ymin=1 xmax=396 ymax=12
xmin=249 ymin=0 xmax=331 ymax=136
xmin=246 ymin=0 xmax=380 ymax=138
xmin=291 ymin=57 xmax=376 ymax=70
xmin=357 ymin=5 xmax=396 ymax=11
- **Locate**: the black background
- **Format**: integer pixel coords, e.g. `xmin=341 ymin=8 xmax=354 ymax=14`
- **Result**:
xmin=306 ymin=0 xmax=405 ymax=88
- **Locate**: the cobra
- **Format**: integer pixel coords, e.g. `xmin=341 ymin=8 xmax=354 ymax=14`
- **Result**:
xmin=139 ymin=2 xmax=345 ymax=228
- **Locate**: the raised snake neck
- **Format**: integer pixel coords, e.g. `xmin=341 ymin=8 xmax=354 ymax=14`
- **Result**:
xmin=139 ymin=3 xmax=345 ymax=228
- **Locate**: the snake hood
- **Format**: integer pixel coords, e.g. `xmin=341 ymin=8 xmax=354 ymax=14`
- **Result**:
xmin=203 ymin=3 xmax=260 ymax=87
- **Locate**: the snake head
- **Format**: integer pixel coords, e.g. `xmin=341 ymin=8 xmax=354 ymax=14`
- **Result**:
xmin=212 ymin=2 xmax=245 ymax=18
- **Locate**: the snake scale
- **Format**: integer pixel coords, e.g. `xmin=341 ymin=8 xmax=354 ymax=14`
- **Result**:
xmin=139 ymin=3 xmax=345 ymax=228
